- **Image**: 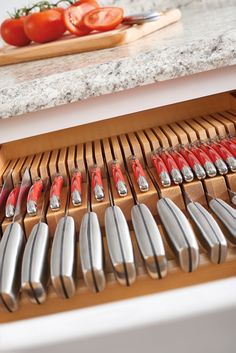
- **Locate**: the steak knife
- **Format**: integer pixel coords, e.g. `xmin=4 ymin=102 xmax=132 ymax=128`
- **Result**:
xmin=0 ymin=169 xmax=31 ymax=312
xmin=21 ymin=179 xmax=50 ymax=304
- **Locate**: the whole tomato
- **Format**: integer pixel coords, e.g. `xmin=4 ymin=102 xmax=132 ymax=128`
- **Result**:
xmin=24 ymin=8 xmax=66 ymax=44
xmin=1 ymin=17 xmax=31 ymax=47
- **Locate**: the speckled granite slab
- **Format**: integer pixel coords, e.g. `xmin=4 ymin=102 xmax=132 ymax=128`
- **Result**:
xmin=0 ymin=0 xmax=236 ymax=119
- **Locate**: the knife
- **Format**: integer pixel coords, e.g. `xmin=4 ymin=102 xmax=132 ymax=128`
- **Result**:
xmin=116 ymin=136 xmax=167 ymax=279
xmin=0 ymin=168 xmax=31 ymax=312
xmin=79 ymin=157 xmax=106 ymax=292
xmin=100 ymin=141 xmax=136 ymax=286
xmin=21 ymin=179 xmax=50 ymax=304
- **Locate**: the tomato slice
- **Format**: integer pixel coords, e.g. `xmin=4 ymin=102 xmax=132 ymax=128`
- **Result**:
xmin=64 ymin=2 xmax=99 ymax=36
xmin=83 ymin=7 xmax=124 ymax=32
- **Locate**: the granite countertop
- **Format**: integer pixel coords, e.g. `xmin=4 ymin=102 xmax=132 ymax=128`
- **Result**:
xmin=0 ymin=0 xmax=236 ymax=119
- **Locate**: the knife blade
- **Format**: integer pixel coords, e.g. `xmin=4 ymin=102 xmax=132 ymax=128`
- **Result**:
xmin=131 ymin=203 xmax=167 ymax=279
xmin=79 ymin=211 xmax=106 ymax=292
xmin=157 ymin=197 xmax=199 ymax=272
xmin=105 ymin=205 xmax=136 ymax=286
xmin=209 ymin=198 xmax=236 ymax=243
xmin=50 ymin=215 xmax=76 ymax=298
xmin=187 ymin=201 xmax=227 ymax=264
xmin=0 ymin=168 xmax=31 ymax=312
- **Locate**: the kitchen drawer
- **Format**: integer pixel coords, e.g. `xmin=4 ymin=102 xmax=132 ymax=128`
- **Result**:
xmin=0 ymin=91 xmax=236 ymax=327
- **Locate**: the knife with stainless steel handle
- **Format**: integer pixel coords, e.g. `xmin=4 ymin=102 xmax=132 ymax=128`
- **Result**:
xmin=79 ymin=212 xmax=105 ymax=292
xmin=157 ymin=197 xmax=199 ymax=272
xmin=105 ymin=205 xmax=136 ymax=286
xmin=0 ymin=168 xmax=31 ymax=312
xmin=187 ymin=201 xmax=227 ymax=264
xmin=209 ymin=198 xmax=236 ymax=243
xmin=50 ymin=215 xmax=76 ymax=298
xmin=131 ymin=203 xmax=167 ymax=279
xmin=21 ymin=179 xmax=50 ymax=304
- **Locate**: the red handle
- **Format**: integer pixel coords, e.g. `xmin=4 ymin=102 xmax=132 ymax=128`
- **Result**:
xmin=131 ymin=157 xmax=146 ymax=179
xmin=50 ymin=175 xmax=64 ymax=199
xmin=71 ymin=170 xmax=82 ymax=195
xmin=199 ymin=144 xmax=220 ymax=163
xmin=131 ymin=156 xmax=149 ymax=192
xmin=169 ymin=150 xmax=194 ymax=182
xmin=190 ymin=145 xmax=212 ymax=165
xmin=151 ymin=153 xmax=168 ymax=175
xmin=112 ymin=161 xmax=126 ymax=185
xmin=210 ymin=142 xmax=233 ymax=160
xmin=151 ymin=153 xmax=171 ymax=187
xmin=169 ymin=150 xmax=190 ymax=170
xmin=220 ymin=139 xmax=236 ymax=157
xmin=91 ymin=166 xmax=103 ymax=190
xmin=91 ymin=165 xmax=104 ymax=201
xmin=111 ymin=161 xmax=128 ymax=196
xmin=50 ymin=174 xmax=64 ymax=210
xmin=5 ymin=185 xmax=20 ymax=218
xmin=159 ymin=151 xmax=183 ymax=184
xmin=6 ymin=185 xmax=20 ymax=209
xmin=159 ymin=151 xmax=178 ymax=174
xmin=27 ymin=178 xmax=43 ymax=203
xmin=71 ymin=169 xmax=83 ymax=206
xmin=179 ymin=147 xmax=200 ymax=169
xmin=179 ymin=147 xmax=206 ymax=179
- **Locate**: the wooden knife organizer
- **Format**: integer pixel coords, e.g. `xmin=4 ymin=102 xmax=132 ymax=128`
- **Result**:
xmin=0 ymin=91 xmax=236 ymax=323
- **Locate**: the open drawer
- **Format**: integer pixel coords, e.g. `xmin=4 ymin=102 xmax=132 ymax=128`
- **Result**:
xmin=0 ymin=91 xmax=236 ymax=324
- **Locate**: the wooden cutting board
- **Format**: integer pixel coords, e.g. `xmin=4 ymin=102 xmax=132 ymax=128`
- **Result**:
xmin=0 ymin=9 xmax=181 ymax=67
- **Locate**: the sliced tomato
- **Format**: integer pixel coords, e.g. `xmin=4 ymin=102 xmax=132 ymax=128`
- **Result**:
xmin=64 ymin=1 xmax=99 ymax=36
xmin=83 ymin=7 xmax=124 ymax=32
